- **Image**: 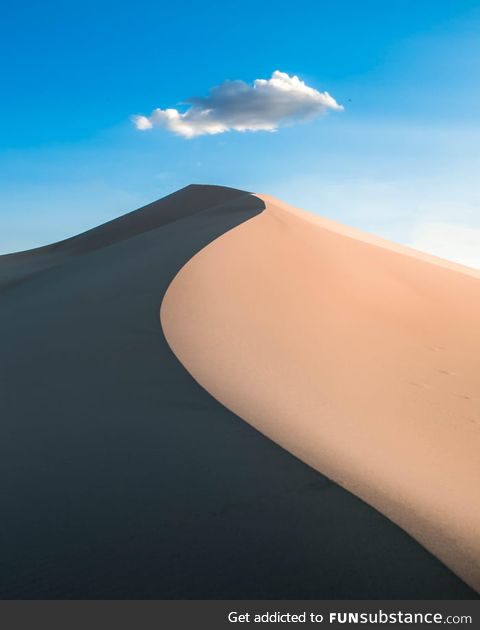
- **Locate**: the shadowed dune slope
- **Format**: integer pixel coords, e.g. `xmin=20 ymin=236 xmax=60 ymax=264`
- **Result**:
xmin=1 ymin=185 xmax=476 ymax=598
xmin=161 ymin=194 xmax=480 ymax=595
xmin=0 ymin=184 xmax=246 ymax=289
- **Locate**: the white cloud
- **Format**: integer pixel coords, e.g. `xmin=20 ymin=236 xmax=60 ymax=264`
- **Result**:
xmin=410 ymin=221 xmax=480 ymax=270
xmin=132 ymin=71 xmax=343 ymax=138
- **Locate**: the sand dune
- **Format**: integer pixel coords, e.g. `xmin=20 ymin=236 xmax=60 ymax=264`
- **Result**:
xmin=1 ymin=185 xmax=476 ymax=598
xmin=0 ymin=185 xmax=247 ymax=290
xmin=161 ymin=193 xmax=480 ymax=593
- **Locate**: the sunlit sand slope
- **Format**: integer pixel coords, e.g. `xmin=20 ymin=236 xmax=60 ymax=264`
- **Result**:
xmin=161 ymin=194 xmax=480 ymax=593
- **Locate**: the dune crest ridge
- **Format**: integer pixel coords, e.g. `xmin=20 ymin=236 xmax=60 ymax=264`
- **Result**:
xmin=161 ymin=193 xmax=480 ymax=593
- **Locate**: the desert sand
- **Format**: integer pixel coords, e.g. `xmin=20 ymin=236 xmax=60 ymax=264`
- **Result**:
xmin=161 ymin=193 xmax=480 ymax=593
xmin=1 ymin=185 xmax=476 ymax=598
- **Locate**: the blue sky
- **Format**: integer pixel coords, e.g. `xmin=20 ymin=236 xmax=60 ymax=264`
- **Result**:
xmin=1 ymin=0 xmax=480 ymax=267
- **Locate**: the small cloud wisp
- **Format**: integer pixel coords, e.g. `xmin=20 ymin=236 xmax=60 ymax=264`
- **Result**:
xmin=132 ymin=71 xmax=343 ymax=138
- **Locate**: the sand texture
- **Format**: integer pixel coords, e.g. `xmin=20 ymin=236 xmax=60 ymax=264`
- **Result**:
xmin=161 ymin=193 xmax=480 ymax=593
xmin=1 ymin=185 xmax=476 ymax=598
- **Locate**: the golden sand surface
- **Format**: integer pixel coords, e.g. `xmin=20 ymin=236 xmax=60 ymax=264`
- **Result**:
xmin=161 ymin=194 xmax=480 ymax=592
